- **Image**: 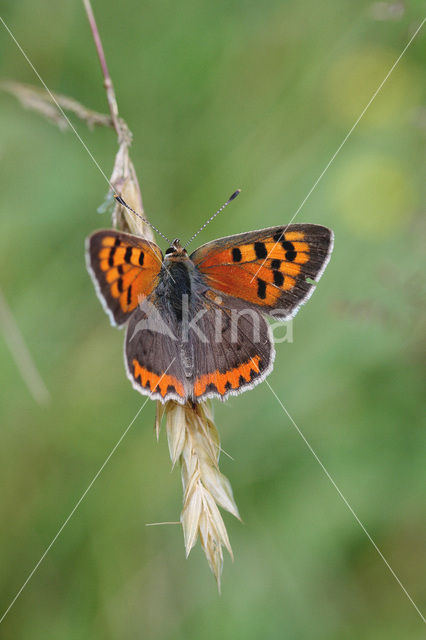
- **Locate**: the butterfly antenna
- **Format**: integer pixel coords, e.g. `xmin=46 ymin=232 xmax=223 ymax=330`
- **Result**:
xmin=183 ymin=189 xmax=241 ymax=249
xmin=114 ymin=195 xmax=171 ymax=244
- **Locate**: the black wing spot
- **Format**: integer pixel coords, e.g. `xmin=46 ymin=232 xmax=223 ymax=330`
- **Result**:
xmin=124 ymin=247 xmax=133 ymax=263
xmin=254 ymin=242 xmax=267 ymax=259
xmin=282 ymin=241 xmax=296 ymax=262
xmin=117 ymin=264 xmax=124 ymax=275
xmin=205 ymin=382 xmax=218 ymax=395
xmin=127 ymin=285 xmax=132 ymax=305
xmin=271 ymin=259 xmax=281 ymax=270
xmin=117 ymin=277 xmax=124 ymax=293
xmin=166 ymin=384 xmax=176 ymax=394
xmin=257 ymin=278 xmax=267 ymax=299
xmin=108 ymin=247 xmax=116 ymax=267
xmin=273 ymin=230 xmax=283 ymax=243
xmin=273 ymin=270 xmax=284 ymax=286
xmin=224 ymin=381 xmax=232 ymax=391
xmin=232 ymin=247 xmax=242 ymax=262
xmin=249 ymin=367 xmax=258 ymax=381
xmin=138 ymin=251 xmax=144 ymax=266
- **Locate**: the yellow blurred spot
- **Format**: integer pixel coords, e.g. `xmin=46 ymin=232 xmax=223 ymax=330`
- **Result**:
xmin=331 ymin=154 xmax=416 ymax=235
xmin=325 ymin=47 xmax=421 ymax=127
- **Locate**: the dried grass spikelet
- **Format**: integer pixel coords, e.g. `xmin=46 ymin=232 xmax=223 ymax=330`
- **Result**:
xmin=157 ymin=400 xmax=240 ymax=590
xmin=107 ymin=110 xmax=241 ymax=588
xmin=105 ymin=96 xmax=240 ymax=588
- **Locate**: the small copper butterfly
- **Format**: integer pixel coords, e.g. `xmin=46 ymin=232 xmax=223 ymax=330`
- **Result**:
xmin=86 ymin=194 xmax=333 ymax=403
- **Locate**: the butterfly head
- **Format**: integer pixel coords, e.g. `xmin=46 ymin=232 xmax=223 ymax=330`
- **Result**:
xmin=164 ymin=239 xmax=188 ymax=259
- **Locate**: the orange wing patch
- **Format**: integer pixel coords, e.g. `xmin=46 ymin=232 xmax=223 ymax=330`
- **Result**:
xmin=87 ymin=230 xmax=163 ymax=326
xmin=194 ymin=355 xmax=261 ymax=398
xmin=133 ymin=360 xmax=185 ymax=398
xmin=96 ymin=235 xmax=160 ymax=313
xmin=194 ymin=231 xmax=310 ymax=306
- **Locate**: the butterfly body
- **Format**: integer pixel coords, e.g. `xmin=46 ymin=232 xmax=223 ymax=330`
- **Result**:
xmin=87 ymin=223 xmax=333 ymax=404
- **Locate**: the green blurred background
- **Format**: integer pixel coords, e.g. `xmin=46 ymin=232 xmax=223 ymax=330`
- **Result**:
xmin=0 ymin=1 xmax=425 ymax=637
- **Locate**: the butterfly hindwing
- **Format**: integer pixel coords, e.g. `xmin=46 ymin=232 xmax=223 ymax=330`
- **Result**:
xmin=190 ymin=295 xmax=274 ymax=402
xmin=86 ymin=230 xmax=163 ymax=326
xmin=191 ymin=224 xmax=333 ymax=319
xmin=125 ymin=303 xmax=187 ymax=402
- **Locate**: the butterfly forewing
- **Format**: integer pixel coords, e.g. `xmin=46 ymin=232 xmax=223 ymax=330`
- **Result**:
xmin=191 ymin=224 xmax=333 ymax=319
xmin=87 ymin=230 xmax=163 ymax=326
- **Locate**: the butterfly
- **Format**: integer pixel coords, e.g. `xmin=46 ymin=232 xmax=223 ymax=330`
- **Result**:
xmin=86 ymin=205 xmax=333 ymax=404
